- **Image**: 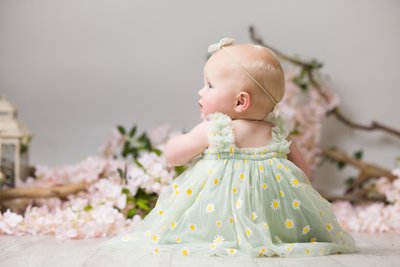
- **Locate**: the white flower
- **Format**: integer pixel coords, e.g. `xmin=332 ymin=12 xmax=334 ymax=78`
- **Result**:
xmin=236 ymin=199 xmax=243 ymax=209
xmin=116 ymin=194 xmax=127 ymax=209
xmin=226 ymin=248 xmax=237 ymax=255
xmin=302 ymin=225 xmax=311 ymax=235
xmin=213 ymin=235 xmax=225 ymax=243
xmin=206 ymin=203 xmax=215 ymax=213
xmin=0 ymin=210 xmax=23 ymax=234
xmin=245 ymin=227 xmax=253 ymax=237
xmin=285 ymin=218 xmax=295 ymax=229
xmin=271 ymin=199 xmax=280 ymax=210
xmin=291 ymin=199 xmax=302 ymax=210
xmin=325 ymin=223 xmax=334 ymax=232
xmin=181 ymin=247 xmax=190 ymax=256
xmin=290 ymin=178 xmax=300 ymax=188
xmin=188 ymin=223 xmax=197 ymax=231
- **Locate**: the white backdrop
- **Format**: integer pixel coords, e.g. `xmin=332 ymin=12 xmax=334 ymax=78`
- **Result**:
xmin=1 ymin=0 xmax=399 ymax=195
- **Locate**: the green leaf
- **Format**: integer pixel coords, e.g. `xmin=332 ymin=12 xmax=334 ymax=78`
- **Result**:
xmin=353 ymin=150 xmax=363 ymax=160
xmin=153 ymin=148 xmax=162 ymax=156
xmin=117 ymin=125 xmax=126 ymax=135
xmin=345 ymin=176 xmax=355 ymax=186
xmin=337 ymin=161 xmax=346 ymax=170
xmin=145 ymin=139 xmax=151 ymax=150
xmin=117 ymin=168 xmax=124 ymax=179
xmin=290 ymin=129 xmax=300 ymax=136
xmin=136 ymin=199 xmax=151 ymax=211
xmin=299 ymin=82 xmax=308 ymax=91
xmin=121 ymin=188 xmax=130 ymax=195
xmin=134 ymin=158 xmax=143 ymax=168
xmin=84 ymin=204 xmax=93 ymax=212
xmin=299 ymin=68 xmax=307 ymax=79
xmin=129 ymin=147 xmax=138 ymax=158
xmin=128 ymin=126 xmax=137 ymax=138
xmin=174 ymin=165 xmax=187 ymax=176
xmin=126 ymin=195 xmax=135 ymax=203
xmin=310 ymin=59 xmax=323 ymax=69
xmin=127 ymin=208 xmax=137 ymax=218
xmin=122 ymin=141 xmax=133 ymax=159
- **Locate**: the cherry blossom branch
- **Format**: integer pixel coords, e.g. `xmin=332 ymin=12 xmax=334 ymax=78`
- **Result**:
xmin=321 ymin=187 xmax=388 ymax=205
xmin=318 ymin=146 xmax=397 ymax=202
xmin=0 ymin=182 xmax=88 ymax=201
xmin=248 ymin=26 xmax=400 ymax=204
xmin=249 ymin=26 xmax=400 ymax=138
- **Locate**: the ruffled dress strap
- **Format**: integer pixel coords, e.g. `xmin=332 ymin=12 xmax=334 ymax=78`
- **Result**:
xmin=206 ymin=112 xmax=234 ymax=151
xmin=265 ymin=111 xmax=293 ymax=154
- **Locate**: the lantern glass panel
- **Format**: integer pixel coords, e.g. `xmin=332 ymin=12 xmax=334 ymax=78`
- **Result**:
xmin=20 ymin=146 xmax=29 ymax=180
xmin=1 ymin=143 xmax=16 ymax=187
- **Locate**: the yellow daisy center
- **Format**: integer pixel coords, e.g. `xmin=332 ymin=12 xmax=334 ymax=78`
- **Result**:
xmin=261 ymin=183 xmax=268 ymax=189
xmin=285 ymin=219 xmax=294 ymax=229
xmin=151 ymin=234 xmax=159 ymax=242
xmin=181 ymin=248 xmax=189 ymax=256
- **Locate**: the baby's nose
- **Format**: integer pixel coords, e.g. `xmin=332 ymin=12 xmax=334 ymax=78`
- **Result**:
xmin=198 ymin=88 xmax=204 ymax=96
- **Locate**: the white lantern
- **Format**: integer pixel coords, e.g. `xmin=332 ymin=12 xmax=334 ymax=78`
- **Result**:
xmin=0 ymin=96 xmax=32 ymax=187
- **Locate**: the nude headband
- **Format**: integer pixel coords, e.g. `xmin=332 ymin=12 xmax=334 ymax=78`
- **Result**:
xmin=208 ymin=38 xmax=279 ymax=106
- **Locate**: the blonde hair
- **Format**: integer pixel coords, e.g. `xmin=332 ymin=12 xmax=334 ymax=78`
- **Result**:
xmin=241 ymin=46 xmax=285 ymax=118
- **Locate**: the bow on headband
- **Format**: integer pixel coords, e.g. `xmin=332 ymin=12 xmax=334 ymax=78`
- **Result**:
xmin=207 ymin=38 xmax=235 ymax=53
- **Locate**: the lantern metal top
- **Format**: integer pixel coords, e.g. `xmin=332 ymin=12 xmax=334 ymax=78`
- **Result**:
xmin=0 ymin=95 xmax=32 ymax=139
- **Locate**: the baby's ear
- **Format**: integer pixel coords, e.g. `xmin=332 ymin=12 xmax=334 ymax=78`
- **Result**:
xmin=234 ymin=91 xmax=250 ymax=112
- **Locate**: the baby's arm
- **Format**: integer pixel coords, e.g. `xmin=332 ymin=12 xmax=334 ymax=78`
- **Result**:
xmin=287 ymin=136 xmax=311 ymax=178
xmin=164 ymin=121 xmax=209 ymax=166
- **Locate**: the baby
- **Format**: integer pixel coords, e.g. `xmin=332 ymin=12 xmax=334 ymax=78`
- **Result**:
xmin=97 ymin=38 xmax=357 ymax=258
xmin=165 ymin=38 xmax=310 ymax=178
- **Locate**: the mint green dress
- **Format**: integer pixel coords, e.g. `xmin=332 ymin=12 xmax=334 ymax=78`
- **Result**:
xmin=99 ymin=112 xmax=358 ymax=258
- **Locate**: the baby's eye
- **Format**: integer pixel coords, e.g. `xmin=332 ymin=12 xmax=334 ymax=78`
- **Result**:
xmin=207 ymin=82 xmax=213 ymax=89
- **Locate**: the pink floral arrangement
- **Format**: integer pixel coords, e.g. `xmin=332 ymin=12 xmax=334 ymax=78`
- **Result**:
xmin=0 ymin=125 xmax=181 ymax=239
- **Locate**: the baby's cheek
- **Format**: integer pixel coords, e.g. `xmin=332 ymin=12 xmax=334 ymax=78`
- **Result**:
xmin=207 ymin=100 xmax=220 ymax=113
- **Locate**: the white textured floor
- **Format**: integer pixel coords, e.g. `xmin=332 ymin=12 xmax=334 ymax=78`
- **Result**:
xmin=1 ymin=232 xmax=399 ymax=267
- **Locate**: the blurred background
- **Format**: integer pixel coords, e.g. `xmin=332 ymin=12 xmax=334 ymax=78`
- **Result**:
xmin=0 ymin=0 xmax=399 ymax=195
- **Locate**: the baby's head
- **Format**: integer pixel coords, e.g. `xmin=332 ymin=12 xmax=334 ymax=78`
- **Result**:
xmin=198 ymin=38 xmax=285 ymax=121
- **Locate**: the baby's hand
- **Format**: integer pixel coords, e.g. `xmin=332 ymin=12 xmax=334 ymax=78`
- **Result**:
xmin=287 ymin=137 xmax=311 ymax=178
xmin=164 ymin=121 xmax=209 ymax=166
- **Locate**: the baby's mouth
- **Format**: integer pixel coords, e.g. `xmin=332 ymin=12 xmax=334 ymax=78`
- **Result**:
xmin=198 ymin=102 xmax=202 ymax=108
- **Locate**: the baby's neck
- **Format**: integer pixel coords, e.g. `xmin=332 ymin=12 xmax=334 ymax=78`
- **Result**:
xmin=231 ymin=113 xmax=266 ymax=121
xmin=233 ymin=117 xmax=264 ymax=122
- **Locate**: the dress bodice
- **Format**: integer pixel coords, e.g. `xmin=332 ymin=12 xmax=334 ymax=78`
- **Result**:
xmin=202 ymin=112 xmax=293 ymax=160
